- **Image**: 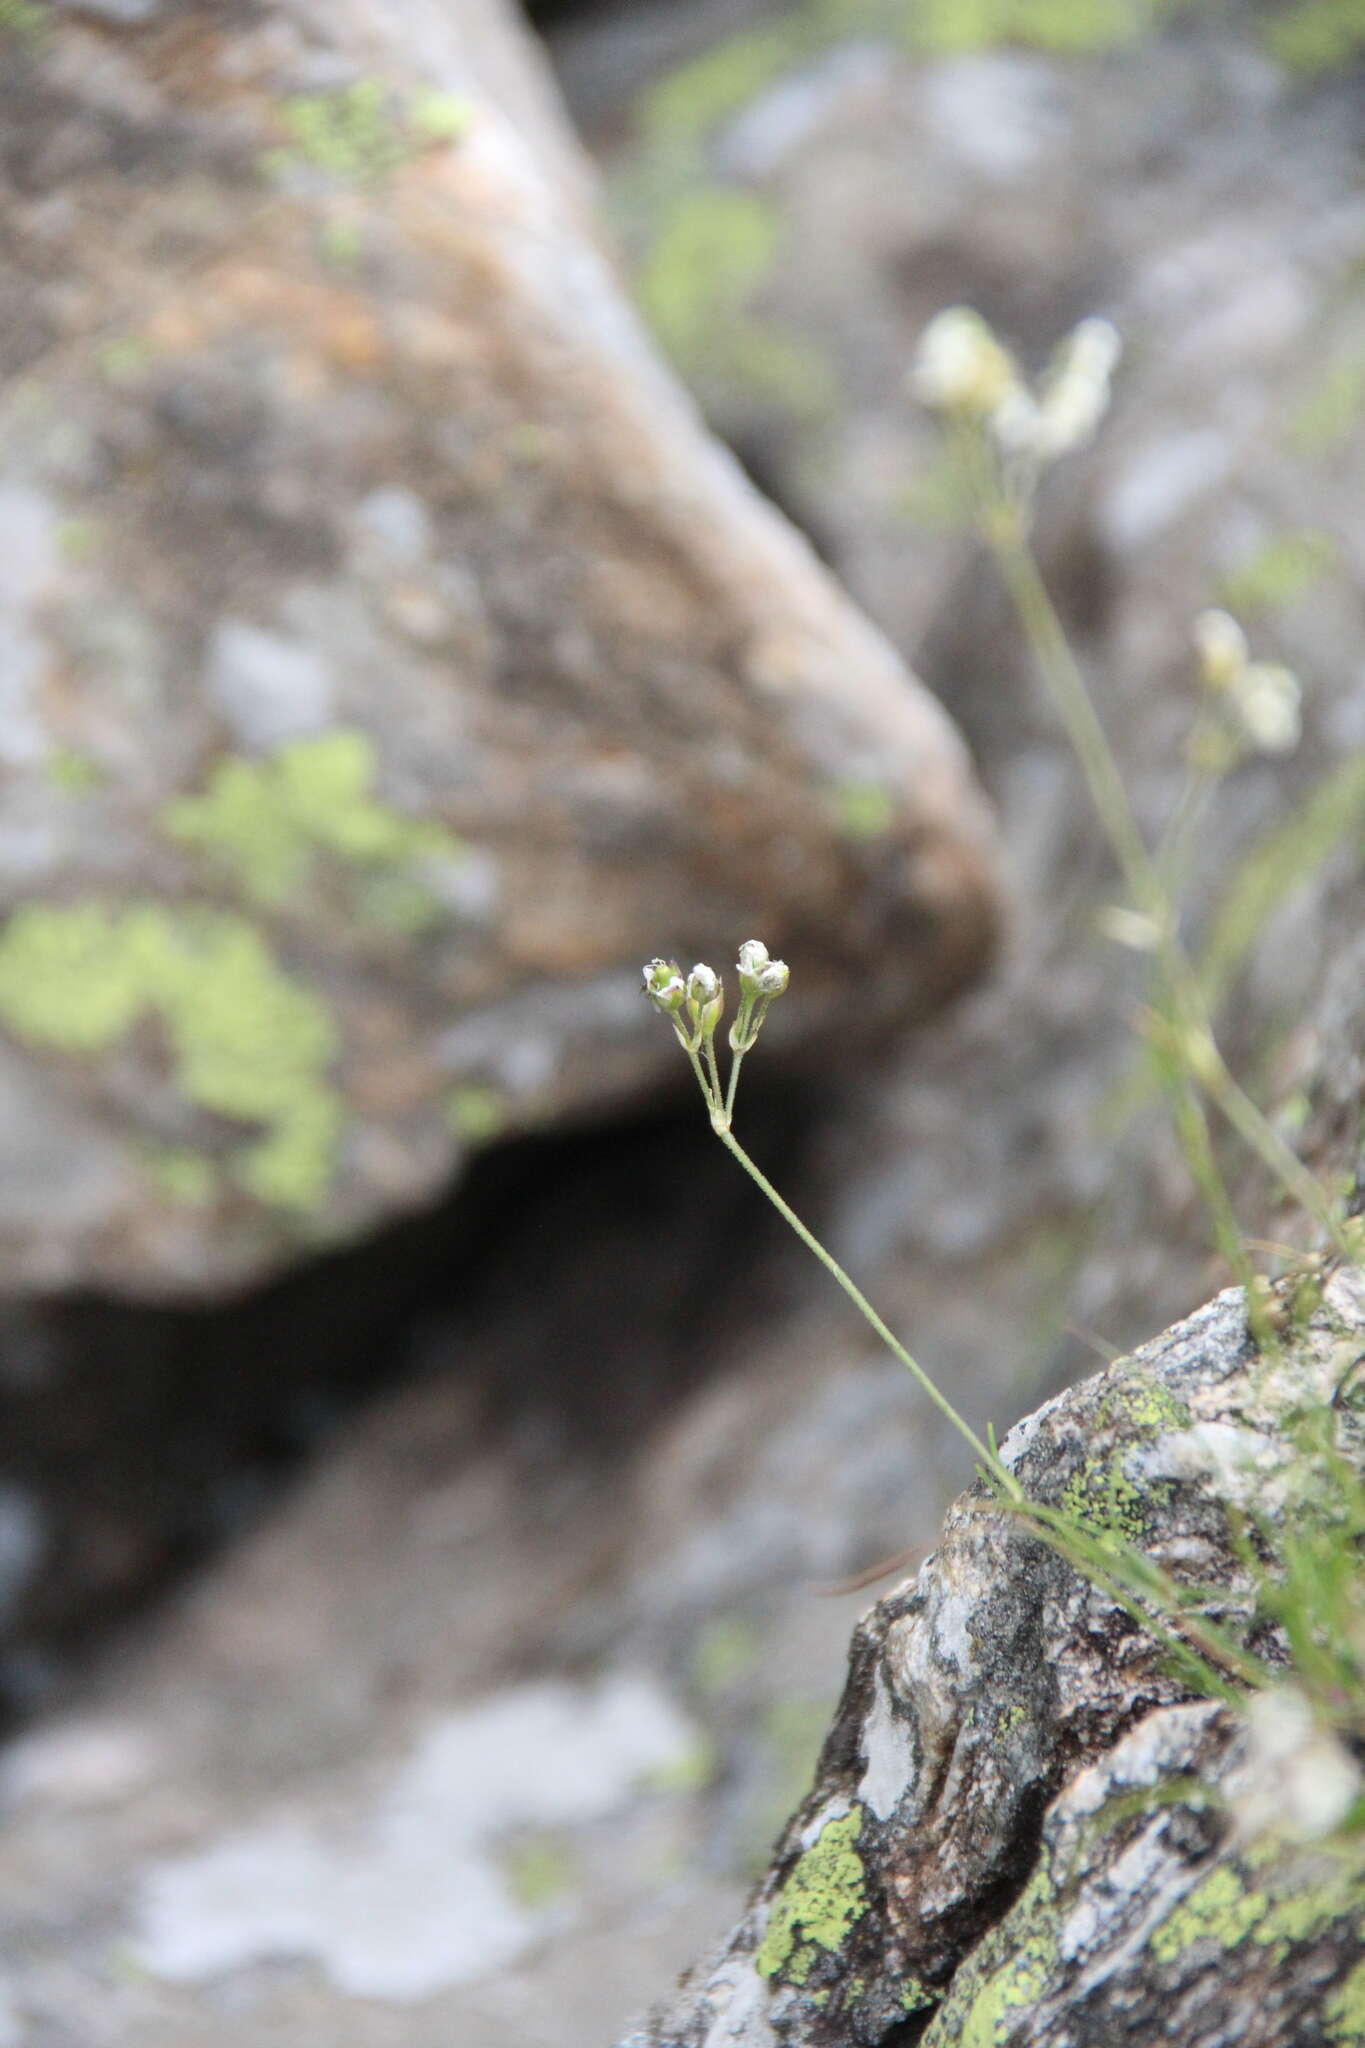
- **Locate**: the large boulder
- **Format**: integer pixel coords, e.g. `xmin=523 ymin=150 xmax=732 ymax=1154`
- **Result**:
xmin=0 ymin=0 xmax=997 ymax=1298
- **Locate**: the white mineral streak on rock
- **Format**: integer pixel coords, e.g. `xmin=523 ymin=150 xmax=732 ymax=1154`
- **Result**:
xmin=0 ymin=1714 xmax=157 ymax=1812
xmin=857 ymin=1666 xmax=917 ymax=1822
xmin=1134 ymin=1420 xmax=1284 ymax=1506
xmin=700 ymin=1959 xmax=778 ymax=2048
xmin=796 ymin=1795 xmax=851 ymax=1854
xmin=135 ymin=1673 xmax=696 ymax=2000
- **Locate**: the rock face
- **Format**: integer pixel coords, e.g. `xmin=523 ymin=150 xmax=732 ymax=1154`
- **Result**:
xmin=0 ymin=0 xmax=997 ymax=1297
xmin=623 ymin=1267 xmax=1365 ymax=2048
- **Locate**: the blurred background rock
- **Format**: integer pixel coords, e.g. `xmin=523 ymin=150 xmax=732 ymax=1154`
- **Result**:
xmin=0 ymin=1 xmax=1361 ymax=2044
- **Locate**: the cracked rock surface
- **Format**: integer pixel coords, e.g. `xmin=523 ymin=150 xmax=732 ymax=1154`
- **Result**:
xmin=623 ymin=1270 xmax=1365 ymax=2047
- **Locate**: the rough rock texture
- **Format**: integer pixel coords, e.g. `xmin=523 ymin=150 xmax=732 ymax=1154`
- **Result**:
xmin=0 ymin=0 xmax=996 ymax=1297
xmin=622 ymin=1267 xmax=1365 ymax=2048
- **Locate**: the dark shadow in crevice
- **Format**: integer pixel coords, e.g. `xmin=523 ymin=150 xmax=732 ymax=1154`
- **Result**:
xmin=0 ymin=1073 xmax=823 ymax=1722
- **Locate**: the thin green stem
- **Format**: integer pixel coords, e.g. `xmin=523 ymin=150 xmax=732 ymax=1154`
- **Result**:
xmin=1167 ymin=1075 xmax=1276 ymax=1354
xmin=680 ymin=1036 xmax=716 ymax=1116
xmin=716 ymin=1127 xmax=1020 ymax=1498
xmin=724 ymin=1045 xmax=746 ymax=1121
xmin=984 ymin=515 xmax=1350 ymax=1264
xmin=987 ymin=518 xmax=1162 ymax=919
xmin=1156 ymin=763 xmax=1216 ymax=901
xmin=704 ymin=1032 xmax=724 ymax=1116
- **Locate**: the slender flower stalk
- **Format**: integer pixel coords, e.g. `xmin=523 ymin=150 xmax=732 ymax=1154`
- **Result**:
xmin=643 ymin=944 xmax=1020 ymax=1493
xmin=641 ymin=943 xmax=1274 ymax=1693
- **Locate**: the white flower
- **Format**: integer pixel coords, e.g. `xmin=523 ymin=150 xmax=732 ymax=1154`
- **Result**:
xmin=910 ymin=307 xmax=1020 ymax=420
xmin=642 ymin=958 xmax=685 ymax=1014
xmin=1232 ymin=1686 xmax=1362 ymax=1843
xmin=1231 ymin=662 xmax=1302 ymax=757
xmin=1193 ymin=609 xmax=1249 ymax=692
xmin=1031 ymin=317 xmax=1121 ymax=459
xmin=736 ymin=940 xmax=770 ymax=987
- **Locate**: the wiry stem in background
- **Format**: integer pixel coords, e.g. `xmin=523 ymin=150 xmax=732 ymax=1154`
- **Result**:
xmin=983 ymin=516 xmax=1352 ymax=1270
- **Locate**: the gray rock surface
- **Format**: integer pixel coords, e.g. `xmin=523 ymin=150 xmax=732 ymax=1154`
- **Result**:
xmin=623 ymin=1267 xmax=1365 ymax=2047
xmin=0 ymin=0 xmax=996 ymax=1297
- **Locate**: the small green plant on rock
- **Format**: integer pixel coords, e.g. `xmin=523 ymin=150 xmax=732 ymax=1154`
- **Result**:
xmin=643 ymin=304 xmax=1365 ymax=1855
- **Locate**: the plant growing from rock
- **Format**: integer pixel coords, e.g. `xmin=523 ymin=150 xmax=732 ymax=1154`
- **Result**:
xmin=643 ymin=308 xmax=1365 ymax=1849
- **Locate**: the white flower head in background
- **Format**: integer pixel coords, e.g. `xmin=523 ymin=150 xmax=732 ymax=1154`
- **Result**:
xmin=910 ymin=306 xmax=1120 ymax=472
xmin=1032 ymin=316 xmax=1122 ymax=460
xmin=1231 ymin=662 xmax=1301 ymax=756
xmin=1232 ymin=1686 xmax=1362 ymax=1844
xmin=910 ymin=306 xmax=1020 ymax=421
xmin=1190 ymin=609 xmax=1301 ymax=758
xmin=1192 ymin=608 xmax=1250 ymax=693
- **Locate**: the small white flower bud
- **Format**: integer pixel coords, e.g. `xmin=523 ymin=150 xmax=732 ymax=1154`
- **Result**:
xmin=756 ymin=959 xmax=789 ymax=996
xmin=1095 ymin=905 xmax=1162 ymax=953
xmin=989 ymin=384 xmax=1044 ymax=457
xmin=642 ymin=958 xmax=685 ymax=1015
xmin=910 ymin=307 xmax=1019 ymax=421
xmin=1193 ymin=609 xmax=1249 ymax=692
xmin=1033 ymin=316 xmax=1121 ymax=459
xmin=1231 ymin=662 xmax=1302 ymax=757
xmin=685 ymin=961 xmax=724 ymax=1042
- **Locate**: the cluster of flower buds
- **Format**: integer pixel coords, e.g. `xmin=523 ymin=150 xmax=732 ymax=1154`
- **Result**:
xmin=732 ymin=938 xmax=789 ymax=1051
xmin=1192 ymin=608 xmax=1302 ymax=759
xmin=642 ymin=957 xmax=724 ymax=1051
xmin=643 ymin=941 xmax=789 ymax=1124
xmin=910 ymin=307 xmax=1121 ymax=469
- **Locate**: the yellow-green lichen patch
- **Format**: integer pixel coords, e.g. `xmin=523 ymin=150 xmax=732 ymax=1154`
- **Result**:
xmin=1290 ymin=346 xmax=1365 ymax=456
xmin=691 ymin=1613 xmax=761 ymax=1696
xmin=900 ymin=1973 xmax=937 ymax=2014
xmin=829 ymin=779 xmax=897 ymax=843
xmin=502 ymin=1833 xmax=577 ymax=1911
xmin=0 ymin=0 xmax=46 ymax=41
xmin=1216 ymin=530 xmax=1338 ymax=615
xmin=641 ymin=24 xmax=810 ymax=145
xmin=901 ymin=0 xmax=1192 ymax=55
xmin=163 ymin=728 xmax=461 ymax=918
xmin=1102 ymin=1375 xmax=1191 ymax=1437
xmin=1263 ymin=0 xmax=1365 ymax=74
xmin=1148 ymin=1845 xmax=1365 ymax=1969
xmin=922 ymin=1857 xmax=1058 ymax=2048
xmin=140 ymin=1146 xmax=220 ymax=1208
xmin=0 ymin=903 xmax=342 ymax=1211
xmin=1149 ymin=1862 xmax=1267 ymax=1963
xmin=1327 ymin=1955 xmax=1365 ymax=2043
xmin=754 ymin=1806 xmax=869 ymax=1982
xmin=631 ymin=183 xmax=834 ymax=412
xmin=445 ymin=1084 xmax=508 ymax=1147
xmin=1060 ymin=1444 xmax=1152 ymax=1546
xmin=260 ymin=79 xmax=470 ymax=186
xmin=45 ymin=747 xmax=104 ymax=794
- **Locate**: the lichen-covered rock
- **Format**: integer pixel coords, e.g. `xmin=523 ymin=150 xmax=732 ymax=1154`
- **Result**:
xmin=0 ymin=0 xmax=997 ymax=1296
xmin=622 ymin=1266 xmax=1365 ymax=2046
